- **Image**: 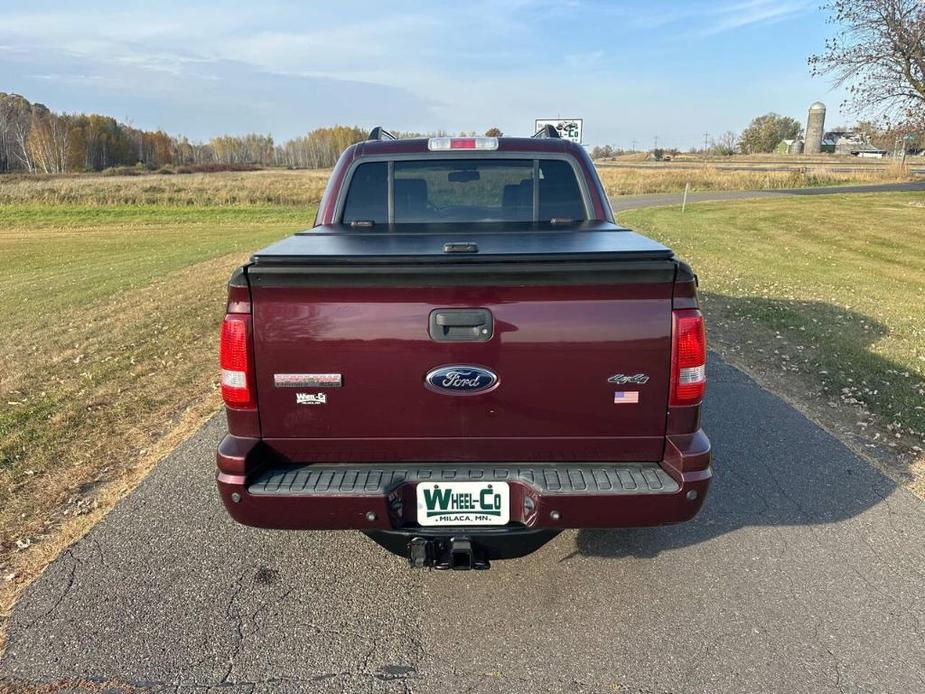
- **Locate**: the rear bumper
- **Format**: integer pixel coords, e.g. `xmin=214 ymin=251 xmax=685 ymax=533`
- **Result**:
xmin=215 ymin=431 xmax=711 ymax=531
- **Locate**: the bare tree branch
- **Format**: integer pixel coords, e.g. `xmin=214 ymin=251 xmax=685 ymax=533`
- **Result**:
xmin=810 ymin=0 xmax=925 ymax=128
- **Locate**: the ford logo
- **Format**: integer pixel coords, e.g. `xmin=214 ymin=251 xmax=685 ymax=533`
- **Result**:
xmin=425 ymin=365 xmax=498 ymax=396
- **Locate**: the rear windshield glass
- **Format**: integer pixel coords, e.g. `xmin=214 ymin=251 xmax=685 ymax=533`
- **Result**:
xmin=341 ymin=158 xmax=587 ymax=225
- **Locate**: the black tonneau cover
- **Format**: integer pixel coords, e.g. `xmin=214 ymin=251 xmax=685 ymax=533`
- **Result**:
xmin=251 ymin=222 xmax=673 ymax=266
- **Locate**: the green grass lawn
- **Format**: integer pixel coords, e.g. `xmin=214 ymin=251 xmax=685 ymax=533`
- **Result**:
xmin=1 ymin=206 xmax=313 ymax=334
xmin=622 ymin=192 xmax=925 ymax=488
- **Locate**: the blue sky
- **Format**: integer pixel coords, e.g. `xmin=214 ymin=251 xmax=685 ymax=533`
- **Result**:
xmin=0 ymin=0 xmax=850 ymax=149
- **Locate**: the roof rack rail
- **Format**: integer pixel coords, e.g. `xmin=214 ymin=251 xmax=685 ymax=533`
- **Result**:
xmin=532 ymin=124 xmax=561 ymax=139
xmin=367 ymin=127 xmax=396 ymax=141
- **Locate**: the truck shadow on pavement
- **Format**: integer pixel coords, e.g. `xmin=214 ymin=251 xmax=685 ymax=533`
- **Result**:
xmin=574 ymin=296 xmax=908 ymax=560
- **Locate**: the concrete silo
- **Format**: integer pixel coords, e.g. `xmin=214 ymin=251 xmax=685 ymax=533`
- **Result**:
xmin=804 ymin=102 xmax=826 ymax=154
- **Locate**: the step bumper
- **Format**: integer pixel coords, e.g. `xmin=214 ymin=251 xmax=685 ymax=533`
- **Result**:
xmin=216 ymin=434 xmax=711 ymax=530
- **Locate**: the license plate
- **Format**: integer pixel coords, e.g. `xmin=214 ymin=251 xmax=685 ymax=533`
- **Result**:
xmin=416 ymin=481 xmax=510 ymax=526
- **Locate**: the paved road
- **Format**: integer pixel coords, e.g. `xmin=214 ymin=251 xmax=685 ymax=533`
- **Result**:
xmin=611 ymin=179 xmax=925 ymax=212
xmin=3 ymin=359 xmax=924 ymax=693
xmin=598 ymin=162 xmax=925 ymax=175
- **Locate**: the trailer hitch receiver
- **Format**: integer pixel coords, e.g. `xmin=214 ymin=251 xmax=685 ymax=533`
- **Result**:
xmin=407 ymin=536 xmax=490 ymax=570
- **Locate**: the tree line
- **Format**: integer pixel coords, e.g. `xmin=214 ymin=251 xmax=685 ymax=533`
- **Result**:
xmin=0 ymin=93 xmax=369 ymax=174
xmin=590 ymin=113 xmax=923 ymax=159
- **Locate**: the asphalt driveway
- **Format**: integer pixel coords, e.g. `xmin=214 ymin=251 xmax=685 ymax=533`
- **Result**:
xmin=3 ymin=358 xmax=923 ymax=693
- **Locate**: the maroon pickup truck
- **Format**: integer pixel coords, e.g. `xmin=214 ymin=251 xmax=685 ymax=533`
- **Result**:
xmin=216 ymin=127 xmax=711 ymax=569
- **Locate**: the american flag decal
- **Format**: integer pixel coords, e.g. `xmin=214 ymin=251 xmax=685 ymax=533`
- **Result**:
xmin=613 ymin=391 xmax=640 ymax=404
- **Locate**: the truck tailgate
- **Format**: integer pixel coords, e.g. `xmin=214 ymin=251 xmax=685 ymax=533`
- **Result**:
xmin=247 ymin=228 xmax=676 ymax=463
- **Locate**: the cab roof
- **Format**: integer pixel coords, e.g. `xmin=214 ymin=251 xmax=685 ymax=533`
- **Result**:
xmin=350 ymin=136 xmax=584 ymax=158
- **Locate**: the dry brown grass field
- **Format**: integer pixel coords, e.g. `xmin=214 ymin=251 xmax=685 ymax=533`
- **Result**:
xmin=0 ymin=161 xmax=916 ymax=208
xmin=0 ymin=169 xmax=331 ymax=207
xmin=595 ymin=162 xmax=915 ymax=195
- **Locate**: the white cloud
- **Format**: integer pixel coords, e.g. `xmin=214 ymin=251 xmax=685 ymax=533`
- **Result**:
xmin=698 ymin=0 xmax=814 ymax=36
xmin=597 ymin=0 xmax=813 ymax=35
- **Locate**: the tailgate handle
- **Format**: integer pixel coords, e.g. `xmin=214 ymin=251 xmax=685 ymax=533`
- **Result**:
xmin=429 ymin=308 xmax=493 ymax=342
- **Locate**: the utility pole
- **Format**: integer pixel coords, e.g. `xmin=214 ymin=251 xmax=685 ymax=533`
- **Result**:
xmin=703 ymin=132 xmax=710 ymax=164
xmin=631 ymin=139 xmax=637 ymax=152
xmin=901 ymin=134 xmax=912 ymax=168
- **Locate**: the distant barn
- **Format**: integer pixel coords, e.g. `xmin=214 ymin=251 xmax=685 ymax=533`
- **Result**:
xmin=775 ymin=139 xmax=804 ymax=154
xmin=804 ymin=131 xmax=888 ymax=158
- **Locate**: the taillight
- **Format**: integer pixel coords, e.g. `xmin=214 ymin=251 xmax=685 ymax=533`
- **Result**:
xmin=220 ymin=315 xmax=254 ymax=407
xmin=670 ymin=309 xmax=706 ymax=406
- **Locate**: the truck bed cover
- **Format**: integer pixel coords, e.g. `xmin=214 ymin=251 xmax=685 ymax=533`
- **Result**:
xmin=250 ymin=222 xmax=673 ymax=265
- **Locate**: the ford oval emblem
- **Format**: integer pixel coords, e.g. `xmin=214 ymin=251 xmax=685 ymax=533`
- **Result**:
xmin=425 ymin=365 xmax=498 ymax=396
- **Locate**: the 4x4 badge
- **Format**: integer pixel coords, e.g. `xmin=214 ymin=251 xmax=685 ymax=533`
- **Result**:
xmin=607 ymin=373 xmax=649 ymax=385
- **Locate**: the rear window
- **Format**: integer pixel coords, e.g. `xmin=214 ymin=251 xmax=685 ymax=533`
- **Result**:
xmin=341 ymin=158 xmax=587 ymax=225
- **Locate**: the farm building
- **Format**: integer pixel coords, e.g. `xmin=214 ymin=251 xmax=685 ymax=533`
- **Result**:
xmin=819 ymin=131 xmax=846 ymax=153
xmin=777 ymin=130 xmax=887 ymax=157
xmin=819 ymin=131 xmax=886 ymax=157
xmin=775 ymin=139 xmax=804 ymax=154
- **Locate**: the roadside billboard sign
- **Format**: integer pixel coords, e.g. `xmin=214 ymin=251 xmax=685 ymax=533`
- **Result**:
xmin=535 ymin=118 xmax=583 ymax=144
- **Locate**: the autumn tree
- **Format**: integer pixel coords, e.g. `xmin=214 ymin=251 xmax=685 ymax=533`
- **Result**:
xmin=0 ymin=93 xmax=36 ymax=172
xmin=206 ymin=133 xmax=269 ymax=165
xmin=738 ymin=113 xmax=802 ymax=154
xmin=27 ymin=108 xmax=69 ymax=173
xmin=810 ymin=1 xmax=925 ymax=127
xmin=278 ymin=126 xmax=366 ymax=168
xmin=710 ymin=130 xmax=739 ymax=156
xmin=484 ymin=127 xmax=503 ymax=137
xmin=390 ymin=129 xmax=449 ymax=139
xmin=147 ymin=131 xmax=174 ymax=168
